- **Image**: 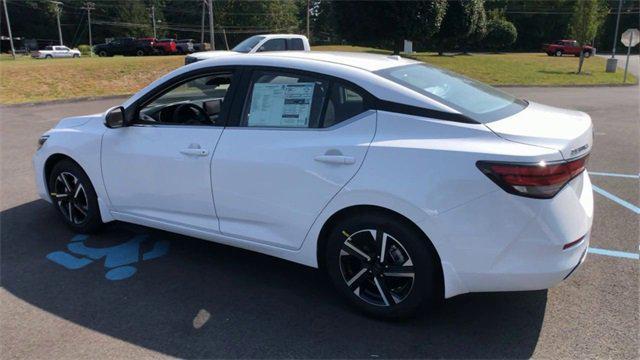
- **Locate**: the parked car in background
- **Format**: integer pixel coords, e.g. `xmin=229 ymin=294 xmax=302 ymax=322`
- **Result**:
xmin=154 ymin=38 xmax=178 ymax=55
xmin=94 ymin=37 xmax=155 ymax=57
xmin=35 ymin=52 xmax=593 ymax=318
xmin=31 ymin=45 xmax=81 ymax=59
xmin=185 ymin=34 xmax=310 ymax=65
xmin=543 ymin=40 xmax=595 ymax=57
xmin=176 ymin=39 xmax=195 ymax=54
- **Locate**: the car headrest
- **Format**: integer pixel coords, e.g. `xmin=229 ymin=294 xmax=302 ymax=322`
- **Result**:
xmin=204 ymin=99 xmax=222 ymax=115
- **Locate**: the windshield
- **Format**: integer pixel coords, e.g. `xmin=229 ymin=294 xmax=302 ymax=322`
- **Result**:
xmin=232 ymin=36 xmax=265 ymax=53
xmin=376 ymin=64 xmax=527 ymax=122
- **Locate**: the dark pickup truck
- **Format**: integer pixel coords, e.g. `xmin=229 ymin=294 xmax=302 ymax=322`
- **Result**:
xmin=93 ymin=37 xmax=155 ymax=57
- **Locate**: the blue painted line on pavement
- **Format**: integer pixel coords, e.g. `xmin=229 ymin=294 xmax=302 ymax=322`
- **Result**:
xmin=588 ymin=247 xmax=639 ymax=260
xmin=589 ymin=171 xmax=640 ymax=179
xmin=592 ymin=185 xmax=640 ymax=215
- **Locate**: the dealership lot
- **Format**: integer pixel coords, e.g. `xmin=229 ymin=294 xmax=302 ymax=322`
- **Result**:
xmin=1 ymin=86 xmax=638 ymax=358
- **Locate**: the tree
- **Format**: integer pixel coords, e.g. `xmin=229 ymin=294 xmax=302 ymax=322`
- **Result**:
xmin=332 ymin=0 xmax=448 ymax=54
xmin=484 ymin=17 xmax=517 ymax=52
xmin=569 ymin=0 xmax=608 ymax=73
xmin=435 ymin=0 xmax=487 ymax=55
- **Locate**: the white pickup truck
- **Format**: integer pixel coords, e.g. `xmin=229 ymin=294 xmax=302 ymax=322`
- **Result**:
xmin=32 ymin=45 xmax=81 ymax=59
xmin=185 ymin=34 xmax=310 ymax=65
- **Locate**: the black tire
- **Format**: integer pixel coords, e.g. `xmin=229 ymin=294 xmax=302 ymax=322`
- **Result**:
xmin=584 ymin=51 xmax=591 ymax=58
xmin=324 ymin=210 xmax=441 ymax=319
xmin=45 ymin=55 xmax=52 ymax=59
xmin=48 ymin=160 xmax=103 ymax=233
xmin=555 ymin=50 xmax=562 ymax=57
xmin=136 ymin=49 xmax=145 ymax=56
xmin=73 ymin=54 xmax=79 ymax=58
xmin=98 ymin=50 xmax=107 ymax=57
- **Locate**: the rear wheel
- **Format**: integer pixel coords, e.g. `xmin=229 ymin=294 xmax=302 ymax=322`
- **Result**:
xmin=583 ymin=51 xmax=591 ymax=58
xmin=48 ymin=160 xmax=103 ymax=233
xmin=45 ymin=55 xmax=52 ymax=59
xmin=98 ymin=50 xmax=107 ymax=57
xmin=325 ymin=211 xmax=440 ymax=319
xmin=555 ymin=50 xmax=563 ymax=57
xmin=136 ymin=49 xmax=145 ymax=56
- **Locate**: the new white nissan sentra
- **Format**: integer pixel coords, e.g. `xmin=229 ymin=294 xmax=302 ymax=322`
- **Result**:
xmin=33 ymin=52 xmax=593 ymax=318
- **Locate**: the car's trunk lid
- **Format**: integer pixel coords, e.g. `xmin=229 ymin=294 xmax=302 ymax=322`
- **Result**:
xmin=484 ymin=101 xmax=593 ymax=160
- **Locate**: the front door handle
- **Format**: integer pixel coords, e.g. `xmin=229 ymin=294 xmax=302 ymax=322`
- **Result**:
xmin=314 ymin=155 xmax=356 ymax=165
xmin=180 ymin=148 xmax=208 ymax=156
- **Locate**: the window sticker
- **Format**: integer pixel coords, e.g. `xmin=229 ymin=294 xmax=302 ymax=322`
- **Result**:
xmin=247 ymin=82 xmax=315 ymax=127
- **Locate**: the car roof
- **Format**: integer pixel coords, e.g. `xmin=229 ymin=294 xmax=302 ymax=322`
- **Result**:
xmin=251 ymin=51 xmax=418 ymax=72
xmin=261 ymin=34 xmax=307 ymax=39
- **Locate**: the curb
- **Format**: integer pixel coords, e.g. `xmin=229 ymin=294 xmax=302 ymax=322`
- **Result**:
xmin=0 ymin=94 xmax=132 ymax=109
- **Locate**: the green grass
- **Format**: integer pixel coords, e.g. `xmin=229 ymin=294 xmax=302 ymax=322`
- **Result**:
xmin=0 ymin=47 xmax=636 ymax=105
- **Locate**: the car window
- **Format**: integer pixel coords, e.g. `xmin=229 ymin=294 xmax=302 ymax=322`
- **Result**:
xmin=377 ymin=63 xmax=526 ymax=123
xmin=242 ymin=71 xmax=329 ymax=128
xmin=259 ymin=39 xmax=286 ymax=52
xmin=287 ymin=38 xmax=305 ymax=50
xmin=322 ymin=83 xmax=367 ymax=128
xmin=138 ymin=73 xmax=234 ymax=126
xmin=232 ymin=35 xmax=265 ymax=53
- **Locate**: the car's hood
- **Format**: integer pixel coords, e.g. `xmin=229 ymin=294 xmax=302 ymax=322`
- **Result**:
xmin=484 ymin=101 xmax=593 ymax=160
xmin=191 ymin=50 xmax=240 ymax=60
xmin=54 ymin=113 xmax=103 ymax=129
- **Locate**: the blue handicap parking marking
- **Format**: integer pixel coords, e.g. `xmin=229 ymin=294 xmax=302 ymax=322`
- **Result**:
xmin=589 ymin=171 xmax=640 ymax=179
xmin=592 ymin=185 xmax=640 ymax=215
xmin=588 ymin=247 xmax=639 ymax=260
xmin=46 ymin=233 xmax=170 ymax=280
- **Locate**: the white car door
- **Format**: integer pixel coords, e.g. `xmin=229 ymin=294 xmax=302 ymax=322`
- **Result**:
xmin=102 ymin=71 xmax=237 ymax=231
xmin=212 ymin=69 xmax=376 ymax=249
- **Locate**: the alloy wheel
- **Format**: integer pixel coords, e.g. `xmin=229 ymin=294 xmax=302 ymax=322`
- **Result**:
xmin=339 ymin=229 xmax=415 ymax=307
xmin=52 ymin=172 xmax=89 ymax=225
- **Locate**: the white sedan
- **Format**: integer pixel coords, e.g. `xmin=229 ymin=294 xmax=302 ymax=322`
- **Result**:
xmin=33 ymin=52 xmax=593 ymax=318
xmin=32 ymin=45 xmax=81 ymax=59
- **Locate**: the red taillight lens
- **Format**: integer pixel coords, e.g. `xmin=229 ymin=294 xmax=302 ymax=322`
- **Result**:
xmin=477 ymin=155 xmax=588 ymax=199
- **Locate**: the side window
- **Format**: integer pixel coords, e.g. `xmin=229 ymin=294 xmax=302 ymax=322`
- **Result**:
xmin=138 ymin=73 xmax=233 ymax=126
xmin=322 ymin=83 xmax=367 ymax=128
xmin=242 ymin=71 xmax=328 ymax=128
xmin=259 ymin=39 xmax=286 ymax=52
xmin=287 ymin=38 xmax=305 ymax=50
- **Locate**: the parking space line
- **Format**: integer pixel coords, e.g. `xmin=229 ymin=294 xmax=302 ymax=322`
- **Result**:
xmin=592 ymin=185 xmax=640 ymax=215
xmin=588 ymin=247 xmax=639 ymax=260
xmin=589 ymin=171 xmax=640 ymax=179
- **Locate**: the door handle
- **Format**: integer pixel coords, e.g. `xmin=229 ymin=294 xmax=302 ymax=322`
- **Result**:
xmin=314 ymin=155 xmax=356 ymax=165
xmin=180 ymin=148 xmax=208 ymax=156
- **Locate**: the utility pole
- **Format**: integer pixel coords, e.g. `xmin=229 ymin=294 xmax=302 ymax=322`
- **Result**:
xmin=2 ymin=0 xmax=15 ymax=59
xmin=82 ymin=2 xmax=95 ymax=56
xmin=51 ymin=1 xmax=63 ymax=45
xmin=207 ymin=0 xmax=214 ymax=50
xmin=306 ymin=0 xmax=310 ymax=39
xmin=151 ymin=5 xmax=157 ymax=38
xmin=200 ymin=0 xmax=205 ymax=45
xmin=606 ymin=0 xmax=624 ymax=72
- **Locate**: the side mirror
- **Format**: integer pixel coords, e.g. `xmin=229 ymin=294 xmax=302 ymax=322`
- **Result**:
xmin=104 ymin=106 xmax=126 ymax=128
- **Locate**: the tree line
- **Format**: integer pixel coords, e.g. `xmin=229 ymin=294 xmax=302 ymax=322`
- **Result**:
xmin=1 ymin=0 xmax=638 ymax=53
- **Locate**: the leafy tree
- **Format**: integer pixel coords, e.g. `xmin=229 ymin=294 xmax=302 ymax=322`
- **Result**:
xmin=435 ymin=0 xmax=487 ymax=55
xmin=569 ymin=0 xmax=608 ymax=73
xmin=332 ymin=0 xmax=448 ymax=54
xmin=484 ymin=16 xmax=517 ymax=52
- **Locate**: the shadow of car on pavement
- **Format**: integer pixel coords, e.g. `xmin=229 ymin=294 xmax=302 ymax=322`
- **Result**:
xmin=1 ymin=200 xmax=547 ymax=359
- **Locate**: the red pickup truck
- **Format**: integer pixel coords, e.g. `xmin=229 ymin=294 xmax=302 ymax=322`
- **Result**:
xmin=543 ymin=40 xmax=594 ymax=57
xmin=137 ymin=37 xmax=178 ymax=55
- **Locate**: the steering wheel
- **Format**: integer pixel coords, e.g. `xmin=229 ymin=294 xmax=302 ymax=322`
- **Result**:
xmin=173 ymin=103 xmax=210 ymax=125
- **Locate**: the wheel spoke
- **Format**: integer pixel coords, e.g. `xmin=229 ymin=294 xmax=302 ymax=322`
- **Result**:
xmin=379 ymin=232 xmax=388 ymax=263
xmin=346 ymin=267 xmax=368 ymax=290
xmin=59 ymin=173 xmax=73 ymax=193
xmin=73 ymin=183 xmax=84 ymax=199
xmin=67 ymin=202 xmax=74 ymax=222
xmin=373 ymin=276 xmax=395 ymax=306
xmin=73 ymin=203 xmax=87 ymax=216
xmin=383 ymin=265 xmax=415 ymax=278
xmin=342 ymin=241 xmax=371 ymax=262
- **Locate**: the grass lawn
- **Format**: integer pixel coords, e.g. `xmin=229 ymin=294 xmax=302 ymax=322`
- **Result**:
xmin=0 ymin=47 xmax=636 ymax=105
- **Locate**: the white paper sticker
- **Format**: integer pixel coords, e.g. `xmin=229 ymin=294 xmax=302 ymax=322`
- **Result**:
xmin=247 ymin=82 xmax=315 ymax=127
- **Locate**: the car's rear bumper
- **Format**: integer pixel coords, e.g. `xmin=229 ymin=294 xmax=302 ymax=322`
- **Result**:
xmin=427 ymin=171 xmax=593 ymax=298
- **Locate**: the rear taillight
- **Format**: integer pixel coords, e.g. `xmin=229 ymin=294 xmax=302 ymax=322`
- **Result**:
xmin=477 ymin=155 xmax=588 ymax=199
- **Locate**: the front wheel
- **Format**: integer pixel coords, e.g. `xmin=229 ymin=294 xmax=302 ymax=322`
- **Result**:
xmin=555 ymin=50 xmax=563 ymax=57
xmin=583 ymin=51 xmax=591 ymax=58
xmin=48 ymin=160 xmax=103 ymax=233
xmin=136 ymin=49 xmax=145 ymax=56
xmin=325 ymin=211 xmax=441 ymax=319
xmin=98 ymin=50 xmax=107 ymax=57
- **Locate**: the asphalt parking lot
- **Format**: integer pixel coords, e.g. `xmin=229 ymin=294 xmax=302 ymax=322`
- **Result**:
xmin=1 ymin=85 xmax=638 ymax=359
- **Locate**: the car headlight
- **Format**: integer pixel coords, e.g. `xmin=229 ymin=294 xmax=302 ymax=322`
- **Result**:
xmin=37 ymin=135 xmax=49 ymax=150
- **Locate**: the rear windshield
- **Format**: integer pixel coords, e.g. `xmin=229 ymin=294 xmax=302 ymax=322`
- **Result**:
xmin=376 ymin=64 xmax=527 ymax=123
xmin=232 ymin=35 xmax=265 ymax=53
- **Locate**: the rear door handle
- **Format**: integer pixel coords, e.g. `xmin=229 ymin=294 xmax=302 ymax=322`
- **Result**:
xmin=180 ymin=148 xmax=208 ymax=156
xmin=314 ymin=155 xmax=356 ymax=165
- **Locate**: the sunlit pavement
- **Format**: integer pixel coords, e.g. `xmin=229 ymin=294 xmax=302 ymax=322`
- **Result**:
xmin=1 ymin=86 xmax=638 ymax=359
